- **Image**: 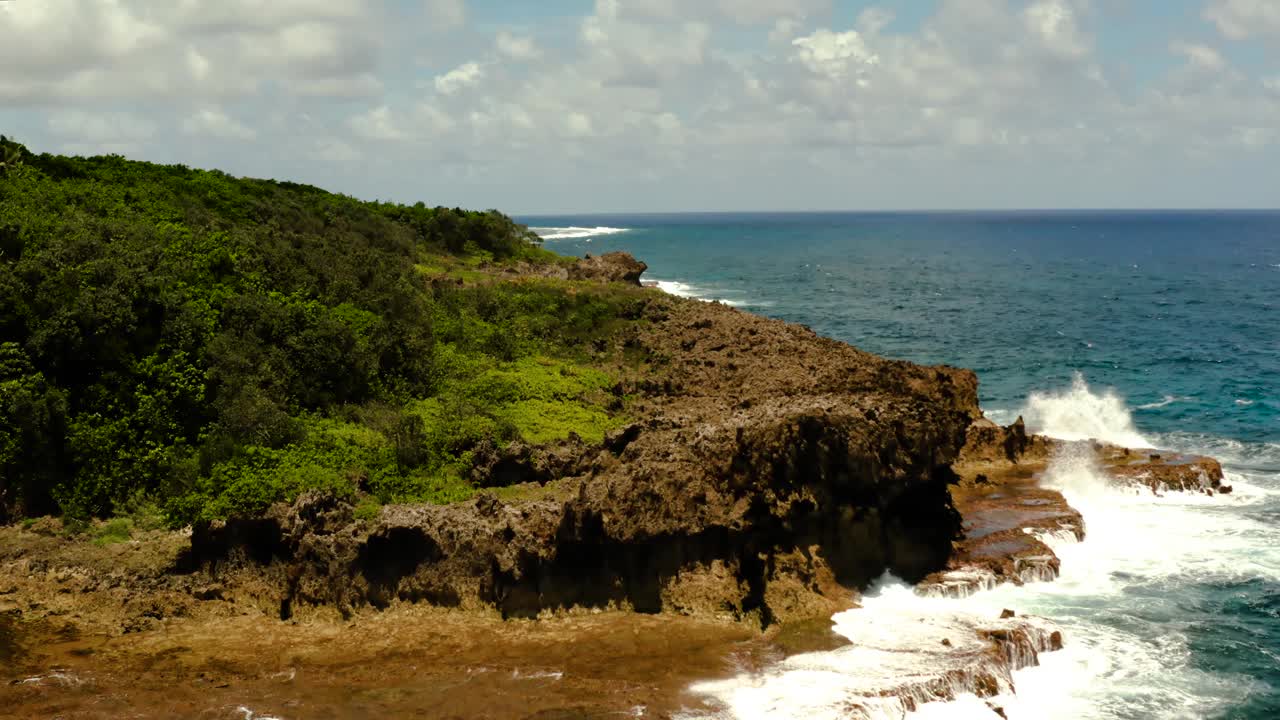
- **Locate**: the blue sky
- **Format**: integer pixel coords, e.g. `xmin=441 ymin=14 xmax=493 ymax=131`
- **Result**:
xmin=2 ymin=1 xmax=1279 ymax=213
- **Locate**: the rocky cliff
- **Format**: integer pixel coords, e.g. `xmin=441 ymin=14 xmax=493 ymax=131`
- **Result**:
xmin=190 ymin=273 xmax=982 ymax=626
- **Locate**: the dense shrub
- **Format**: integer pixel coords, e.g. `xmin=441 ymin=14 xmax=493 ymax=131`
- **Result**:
xmin=0 ymin=139 xmax=640 ymax=524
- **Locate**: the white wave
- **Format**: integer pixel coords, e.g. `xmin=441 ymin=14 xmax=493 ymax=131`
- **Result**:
xmin=653 ymin=279 xmax=701 ymax=299
xmin=1136 ymin=395 xmax=1189 ymax=410
xmin=1019 ymin=372 xmax=1151 ymax=448
xmin=1235 ymin=398 xmax=1255 ymax=406
xmin=649 ymin=278 xmax=756 ymax=308
xmin=530 ymin=226 xmax=630 ymax=240
xmin=912 ymin=387 xmax=1280 ymax=719
xmin=682 ymin=576 xmax=1059 ymax=720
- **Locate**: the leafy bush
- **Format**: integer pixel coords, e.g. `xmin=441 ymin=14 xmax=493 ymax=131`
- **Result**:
xmin=93 ymin=518 xmax=133 ymax=546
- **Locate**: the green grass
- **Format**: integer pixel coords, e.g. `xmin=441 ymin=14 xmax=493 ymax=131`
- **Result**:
xmin=93 ymin=518 xmax=133 ymax=546
xmin=353 ymin=496 xmax=382 ymax=522
xmin=505 ymin=399 xmax=621 ymax=444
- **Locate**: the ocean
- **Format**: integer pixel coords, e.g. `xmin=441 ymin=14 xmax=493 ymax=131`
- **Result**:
xmin=523 ymin=212 xmax=1280 ymax=719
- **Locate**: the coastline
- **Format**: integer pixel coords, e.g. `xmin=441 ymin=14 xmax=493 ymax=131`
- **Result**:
xmin=0 ymin=261 xmax=1240 ymax=718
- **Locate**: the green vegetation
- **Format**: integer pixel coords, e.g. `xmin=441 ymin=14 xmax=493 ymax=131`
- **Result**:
xmin=93 ymin=518 xmax=134 ymax=546
xmin=0 ymin=137 xmax=648 ymax=525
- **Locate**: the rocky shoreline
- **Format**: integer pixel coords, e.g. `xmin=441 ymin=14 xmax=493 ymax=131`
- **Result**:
xmin=0 ymin=255 xmax=1232 ymax=718
xmin=182 ymin=270 xmax=981 ymax=628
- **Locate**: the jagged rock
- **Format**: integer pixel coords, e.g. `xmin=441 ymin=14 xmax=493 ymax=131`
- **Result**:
xmin=1105 ymin=453 xmax=1225 ymax=494
xmin=468 ymin=436 xmax=594 ymax=488
xmin=568 ymin=252 xmax=648 ymax=285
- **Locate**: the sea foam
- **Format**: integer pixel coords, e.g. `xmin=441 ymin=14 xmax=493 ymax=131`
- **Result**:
xmin=531 ymin=226 xmax=630 ymax=240
xmin=1020 ymin=373 xmax=1151 ymax=448
xmin=649 ymin=278 xmax=753 ymax=307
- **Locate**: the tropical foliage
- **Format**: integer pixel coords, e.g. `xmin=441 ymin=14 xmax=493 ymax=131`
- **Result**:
xmin=0 ymin=140 xmax=643 ymax=524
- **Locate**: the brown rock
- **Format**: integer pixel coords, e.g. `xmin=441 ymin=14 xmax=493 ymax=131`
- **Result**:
xmin=568 ymin=252 xmax=648 ymax=285
xmin=1106 ymin=453 xmax=1225 ymax=494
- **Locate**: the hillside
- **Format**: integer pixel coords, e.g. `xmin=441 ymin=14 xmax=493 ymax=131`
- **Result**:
xmin=0 ymin=136 xmax=647 ymax=525
xmin=0 ymin=139 xmax=990 ymax=627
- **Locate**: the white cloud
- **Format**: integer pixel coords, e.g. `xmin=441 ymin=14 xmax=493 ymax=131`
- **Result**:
xmin=182 ymin=108 xmax=256 ymax=140
xmin=4 ymin=0 xmax=1280 ymax=212
xmin=315 ymin=137 xmax=361 ymax=165
xmin=496 ymin=32 xmax=542 ymax=61
xmin=1024 ymin=0 xmax=1089 ymax=59
xmin=417 ymin=104 xmax=458 ymax=134
xmin=768 ymin=17 xmax=805 ymax=44
xmin=0 ymin=0 xmax=382 ymax=104
xmin=47 ymin=110 xmax=158 ymax=144
xmin=349 ymin=106 xmax=406 ymax=141
xmin=566 ymin=112 xmax=595 ymax=137
xmin=1172 ymin=41 xmax=1228 ymax=71
xmin=434 ymin=62 xmax=484 ymax=94
xmin=792 ymin=29 xmax=880 ymax=82
xmin=1205 ymin=0 xmax=1280 ymax=39
xmin=0 ymin=1 xmax=162 ymax=85
xmin=186 ymin=47 xmax=212 ymax=81
xmin=579 ymin=2 xmax=711 ymax=88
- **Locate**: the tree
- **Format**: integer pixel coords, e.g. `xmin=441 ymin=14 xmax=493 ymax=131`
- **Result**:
xmin=0 ymin=136 xmax=24 ymax=176
xmin=0 ymin=343 xmax=68 ymax=520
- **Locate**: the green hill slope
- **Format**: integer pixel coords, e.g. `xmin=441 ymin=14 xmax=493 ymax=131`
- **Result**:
xmin=0 ymin=137 xmax=645 ymax=525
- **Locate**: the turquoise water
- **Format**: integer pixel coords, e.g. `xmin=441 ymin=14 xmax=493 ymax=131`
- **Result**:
xmin=526 ymin=212 xmax=1280 ymax=719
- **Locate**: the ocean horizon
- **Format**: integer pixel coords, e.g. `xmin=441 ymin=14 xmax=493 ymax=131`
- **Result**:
xmin=520 ymin=208 xmax=1280 ymax=220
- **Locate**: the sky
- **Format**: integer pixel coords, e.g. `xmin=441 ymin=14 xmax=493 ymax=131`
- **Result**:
xmin=1 ymin=0 xmax=1279 ymax=214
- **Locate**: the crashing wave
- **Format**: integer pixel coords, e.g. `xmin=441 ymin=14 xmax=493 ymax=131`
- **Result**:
xmin=648 ymin=278 xmax=754 ymax=307
xmin=683 ymin=579 xmax=1063 ymax=720
xmin=1020 ymin=373 xmax=1151 ymax=448
xmin=530 ymin=226 xmax=630 ymax=240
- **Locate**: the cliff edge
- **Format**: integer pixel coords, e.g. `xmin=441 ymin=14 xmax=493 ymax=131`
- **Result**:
xmin=191 ymin=273 xmax=981 ymax=627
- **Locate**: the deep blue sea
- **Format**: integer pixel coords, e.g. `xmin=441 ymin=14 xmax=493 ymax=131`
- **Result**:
xmin=524 ymin=212 xmax=1280 ymax=719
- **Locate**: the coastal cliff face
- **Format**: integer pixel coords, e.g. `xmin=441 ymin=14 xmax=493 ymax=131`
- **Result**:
xmin=191 ymin=274 xmax=982 ymax=626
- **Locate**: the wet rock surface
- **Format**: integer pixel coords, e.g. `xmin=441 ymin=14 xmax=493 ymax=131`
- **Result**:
xmin=922 ymin=415 xmax=1227 ymax=597
xmin=0 ymin=606 xmax=768 ymax=719
xmin=1102 ymin=448 xmax=1227 ymax=495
